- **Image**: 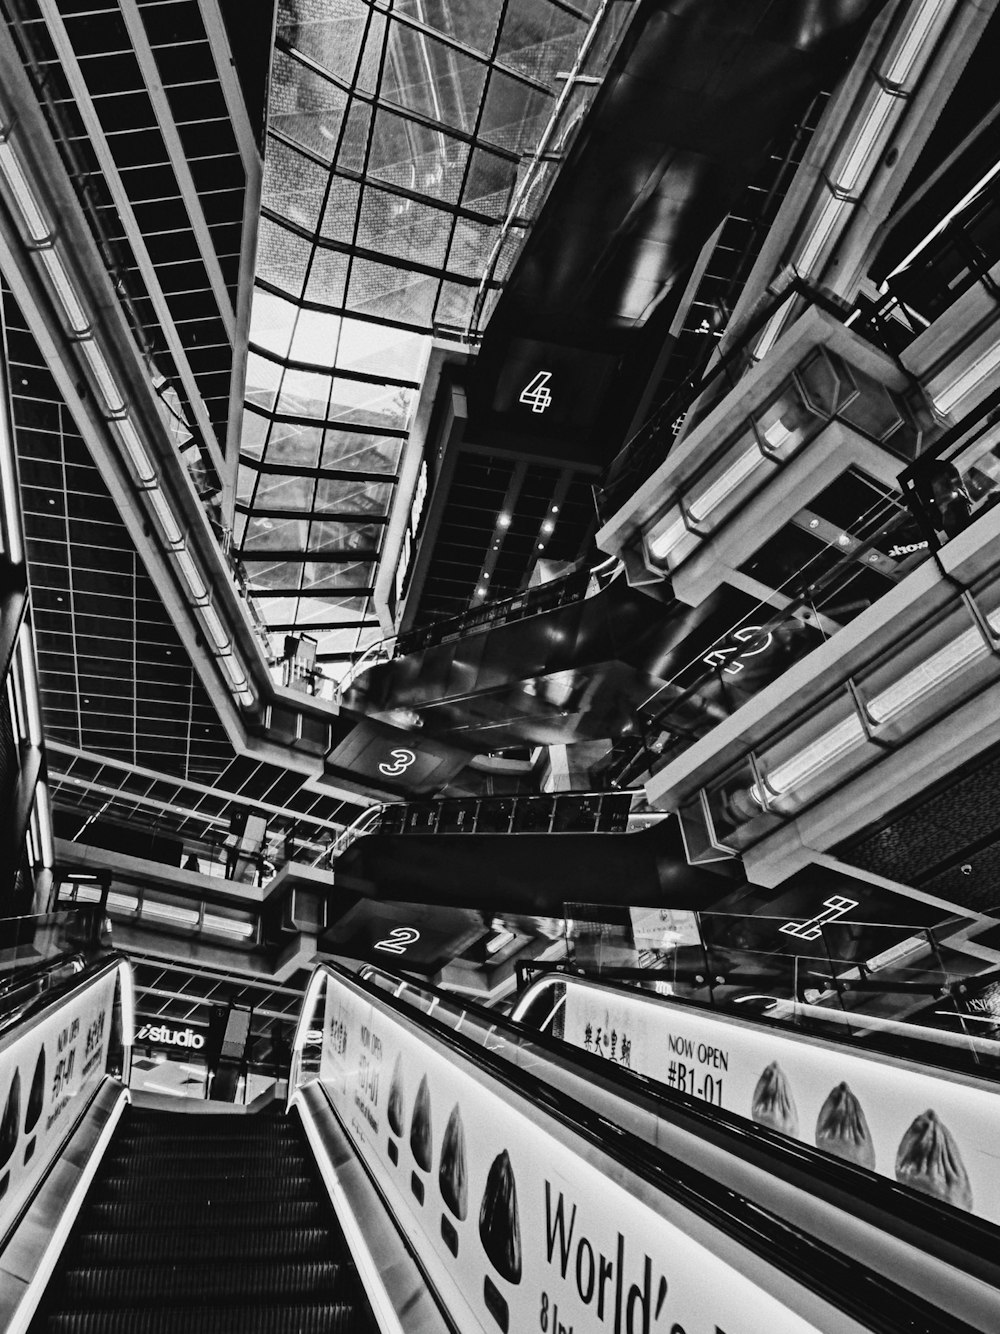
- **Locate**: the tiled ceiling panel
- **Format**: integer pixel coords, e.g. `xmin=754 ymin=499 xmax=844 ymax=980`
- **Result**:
xmin=4 ymin=285 xmax=235 ymax=782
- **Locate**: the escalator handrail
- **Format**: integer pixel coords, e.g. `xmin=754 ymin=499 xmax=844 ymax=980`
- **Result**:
xmin=0 ymin=951 xmax=131 ymax=1054
xmin=340 ymin=962 xmax=1000 ymax=1279
xmin=294 ymin=961 xmax=997 ymax=1334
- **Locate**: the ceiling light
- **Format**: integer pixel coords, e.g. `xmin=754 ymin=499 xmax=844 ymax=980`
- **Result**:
xmin=175 ymin=549 xmax=208 ymax=603
xmin=882 ymin=0 xmax=951 ymax=85
xmin=542 ymin=520 xmax=554 ymax=533
xmin=202 ymin=914 xmax=255 ymax=939
xmin=107 ymin=891 xmax=139 ymax=914
xmin=0 ymin=138 xmax=50 ymax=243
xmin=78 ymin=340 xmax=126 ymax=416
xmin=794 ymin=190 xmax=848 ymax=276
xmin=866 ymin=625 xmax=986 ymax=725
xmin=33 ymin=782 xmax=53 ymax=868
xmin=142 ymin=900 xmax=199 ymax=926
xmin=934 ymin=340 xmax=1000 ymax=416
xmin=199 ymin=603 xmax=231 ymax=653
xmin=112 ymin=416 xmax=156 ymax=486
xmin=687 ymin=443 xmax=766 ymax=523
xmin=646 ymin=508 xmax=691 ymax=563
xmin=17 ymin=624 xmax=43 ymax=746
xmin=148 ymin=487 xmax=184 ymax=548
xmin=485 ymin=928 xmax=516 ymax=955
xmin=830 ymin=86 xmax=899 ymax=196
xmin=764 ymin=713 xmax=866 ymax=796
xmin=0 ymin=415 xmax=23 ymax=565
xmin=37 ymin=248 xmax=90 ymax=337
xmin=497 ymin=513 xmax=511 ymax=528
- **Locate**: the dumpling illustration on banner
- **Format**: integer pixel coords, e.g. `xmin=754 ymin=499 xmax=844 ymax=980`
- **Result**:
xmin=409 ymin=1074 xmax=432 ymax=1203
xmin=23 ymin=1048 xmax=45 ymax=1165
xmin=387 ymin=1055 xmax=404 ymax=1166
xmin=478 ymin=1148 xmax=522 ymax=1332
xmin=439 ymin=1103 xmax=468 ymax=1256
xmin=750 ymin=1061 xmax=799 ymax=1137
xmin=0 ymin=1067 xmax=21 ymax=1197
xmin=815 ymin=1082 xmax=875 ymax=1169
xmin=895 ymin=1109 xmax=973 ymax=1211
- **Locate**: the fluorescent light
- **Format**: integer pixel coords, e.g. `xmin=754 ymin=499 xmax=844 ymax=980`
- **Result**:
xmin=763 ymin=622 xmax=990 ymax=799
xmin=831 ymin=88 xmax=899 ymax=196
xmin=34 ymin=782 xmax=53 ymax=868
xmin=882 ymin=0 xmax=950 ymax=85
xmin=199 ymin=603 xmax=231 ymax=653
xmin=147 ymin=486 xmax=184 ymax=547
xmin=79 ymin=340 xmax=126 ymax=415
xmin=687 ymin=443 xmax=765 ymax=522
xmin=765 ymin=713 xmax=866 ymax=796
xmin=934 ymin=341 xmax=1000 ymax=416
xmin=112 ymin=416 xmax=156 ymax=484
xmin=866 ymin=625 xmax=986 ymax=724
xmin=17 ymin=623 xmax=42 ymax=744
xmin=37 ymin=248 xmax=90 ymax=336
xmin=107 ymin=891 xmax=139 ymax=913
xmin=794 ymin=190 xmax=848 ymax=275
xmin=142 ymin=900 xmax=199 ymax=926
xmin=485 ymin=928 xmax=516 ymax=955
xmin=175 ymin=548 xmax=208 ymax=602
xmin=0 ymin=409 xmax=23 ymax=565
xmin=203 ymin=914 xmax=255 ymax=939
xmin=0 ymin=140 xmax=51 ymax=243
xmin=646 ymin=508 xmax=690 ymax=563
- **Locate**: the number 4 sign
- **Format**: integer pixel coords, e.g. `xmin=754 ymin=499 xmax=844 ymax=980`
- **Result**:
xmin=519 ymin=370 xmax=553 ymax=414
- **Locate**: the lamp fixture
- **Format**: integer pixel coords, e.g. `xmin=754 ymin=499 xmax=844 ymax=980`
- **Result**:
xmin=758 ymin=615 xmax=994 ymax=801
xmin=0 ymin=135 xmax=50 ymax=243
xmin=16 ymin=621 xmax=43 ymax=746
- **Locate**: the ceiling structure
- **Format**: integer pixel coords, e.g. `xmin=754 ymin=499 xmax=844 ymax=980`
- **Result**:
xmin=237 ymin=0 xmax=635 ymax=666
xmin=1 ymin=0 xmax=1000 ymax=1047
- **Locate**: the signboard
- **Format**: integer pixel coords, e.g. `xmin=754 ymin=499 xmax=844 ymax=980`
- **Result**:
xmin=0 ymin=970 xmax=117 ymax=1239
xmin=560 ymin=980 xmax=1000 ymax=1224
xmin=326 ymin=720 xmax=471 ymax=794
xmin=135 ymin=1021 xmax=208 ymax=1052
xmin=492 ymin=339 xmax=618 ymax=440
xmin=311 ymin=974 xmax=837 ymax=1334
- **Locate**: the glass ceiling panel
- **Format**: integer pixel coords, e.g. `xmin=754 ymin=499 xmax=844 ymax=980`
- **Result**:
xmin=241 ymin=0 xmax=631 ymax=672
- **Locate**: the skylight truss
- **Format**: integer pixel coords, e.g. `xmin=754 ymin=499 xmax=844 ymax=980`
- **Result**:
xmin=237 ymin=0 xmax=631 ymax=669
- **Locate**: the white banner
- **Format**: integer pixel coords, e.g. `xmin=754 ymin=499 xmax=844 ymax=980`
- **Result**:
xmin=315 ymin=975 xmax=836 ymax=1334
xmin=0 ymin=970 xmax=117 ymax=1240
xmin=561 ymin=982 xmax=1000 ymax=1223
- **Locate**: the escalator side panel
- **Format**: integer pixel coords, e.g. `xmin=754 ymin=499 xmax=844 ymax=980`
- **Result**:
xmin=533 ymin=975 xmax=1000 ymax=1226
xmin=296 ymin=971 xmax=864 ymax=1334
xmin=0 ymin=964 xmax=122 ymax=1250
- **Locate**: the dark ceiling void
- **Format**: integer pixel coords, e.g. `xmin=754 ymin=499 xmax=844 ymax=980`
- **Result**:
xmin=333 ymin=813 xmax=732 ymax=917
xmin=469 ymin=0 xmax=890 ymax=464
xmin=838 ymin=739 xmax=1000 ymax=918
xmin=220 ymin=0 xmax=275 ymax=153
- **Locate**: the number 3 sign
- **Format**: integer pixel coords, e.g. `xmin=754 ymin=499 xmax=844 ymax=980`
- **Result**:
xmin=378 ymin=747 xmax=416 ymax=777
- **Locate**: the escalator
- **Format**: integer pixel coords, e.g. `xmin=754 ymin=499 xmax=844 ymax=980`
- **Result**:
xmin=29 ymin=1107 xmax=373 ymax=1334
xmin=7 ymin=929 xmax=1000 ymax=1333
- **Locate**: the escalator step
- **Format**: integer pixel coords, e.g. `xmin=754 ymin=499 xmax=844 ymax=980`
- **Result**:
xmin=89 ymin=1174 xmax=319 ymax=1204
xmin=59 ymin=1260 xmax=346 ymax=1305
xmin=100 ymin=1148 xmax=310 ymax=1174
xmin=74 ymin=1227 xmax=338 ymax=1264
xmin=44 ymin=1303 xmax=360 ymax=1334
xmin=83 ymin=1198 xmax=329 ymax=1231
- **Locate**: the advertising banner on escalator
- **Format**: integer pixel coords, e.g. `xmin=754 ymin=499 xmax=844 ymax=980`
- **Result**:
xmin=561 ymin=981 xmax=1000 ymax=1224
xmin=315 ymin=976 xmax=837 ymax=1334
xmin=0 ymin=969 xmax=117 ymax=1238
